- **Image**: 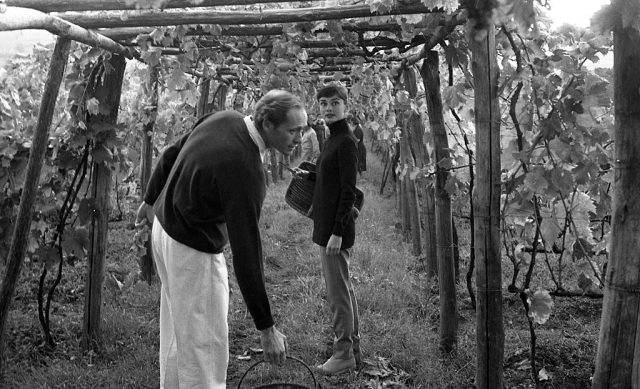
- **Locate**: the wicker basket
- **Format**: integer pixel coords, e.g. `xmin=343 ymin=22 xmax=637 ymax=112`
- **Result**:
xmin=285 ymin=161 xmax=364 ymax=219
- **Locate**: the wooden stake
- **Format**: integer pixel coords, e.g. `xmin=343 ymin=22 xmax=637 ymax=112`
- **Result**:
xmin=138 ymin=65 xmax=159 ymax=285
xmin=82 ymin=54 xmax=127 ymax=350
xmin=0 ymin=37 xmax=71 ymax=376
xmin=592 ymin=7 xmax=640 ymax=387
xmin=421 ymin=50 xmax=457 ymax=353
xmin=467 ymin=12 xmax=504 ymax=388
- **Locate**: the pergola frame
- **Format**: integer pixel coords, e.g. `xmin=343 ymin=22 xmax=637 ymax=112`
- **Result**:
xmin=0 ymin=0 xmax=508 ymax=382
xmin=1 ymin=1 xmax=464 ymax=73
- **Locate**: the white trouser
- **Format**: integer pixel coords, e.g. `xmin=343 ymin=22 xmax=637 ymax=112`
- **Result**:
xmin=152 ymin=218 xmax=229 ymax=389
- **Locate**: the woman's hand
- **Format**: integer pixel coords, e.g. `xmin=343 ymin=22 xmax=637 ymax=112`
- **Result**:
xmin=326 ymin=234 xmax=342 ymax=256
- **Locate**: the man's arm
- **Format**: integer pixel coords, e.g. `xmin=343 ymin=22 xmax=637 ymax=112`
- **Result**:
xmin=220 ymin=168 xmax=287 ymax=364
xmin=220 ymin=169 xmax=274 ymax=330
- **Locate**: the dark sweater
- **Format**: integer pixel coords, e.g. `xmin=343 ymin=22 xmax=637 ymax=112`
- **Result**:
xmin=311 ymin=118 xmax=358 ymax=249
xmin=144 ymin=111 xmax=273 ymax=330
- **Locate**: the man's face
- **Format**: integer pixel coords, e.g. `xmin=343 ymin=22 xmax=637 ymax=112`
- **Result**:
xmin=265 ymin=107 xmax=307 ymax=155
xmin=318 ymin=94 xmax=347 ymax=125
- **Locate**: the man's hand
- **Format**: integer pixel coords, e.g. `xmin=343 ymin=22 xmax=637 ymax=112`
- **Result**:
xmin=260 ymin=325 xmax=287 ymax=365
xmin=135 ymin=202 xmax=155 ymax=228
xmin=326 ymin=234 xmax=342 ymax=256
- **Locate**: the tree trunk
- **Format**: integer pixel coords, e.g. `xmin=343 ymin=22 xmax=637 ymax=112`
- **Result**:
xmin=0 ymin=37 xmax=71 ymax=376
xmin=421 ymin=50 xmax=457 ymax=353
xmin=592 ymin=12 xmax=640 ymax=388
xmin=138 ymin=65 xmax=158 ymax=285
xmin=82 ymin=54 xmax=126 ymax=351
xmin=467 ymin=13 xmax=504 ymax=388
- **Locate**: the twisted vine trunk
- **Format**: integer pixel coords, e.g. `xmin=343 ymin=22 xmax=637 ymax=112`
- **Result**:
xmin=0 ymin=37 xmax=71 ymax=376
xmin=467 ymin=12 xmax=504 ymax=388
xmin=421 ymin=50 xmax=457 ymax=353
xmin=592 ymin=11 xmax=640 ymax=387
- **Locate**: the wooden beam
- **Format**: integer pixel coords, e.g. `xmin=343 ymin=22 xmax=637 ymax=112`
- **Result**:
xmin=308 ymin=66 xmax=355 ymax=73
xmin=53 ymin=3 xmax=440 ymax=29
xmin=0 ymin=7 xmax=133 ymax=58
xmin=7 ymin=0 xmax=317 ymax=13
xmin=99 ymin=22 xmax=407 ymax=40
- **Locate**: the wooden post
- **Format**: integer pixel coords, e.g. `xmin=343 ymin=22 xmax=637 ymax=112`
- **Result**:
xmin=197 ymin=77 xmax=210 ymax=117
xmin=592 ymin=8 xmax=640 ymax=387
xmin=466 ymin=6 xmax=504 ymax=387
xmin=216 ymin=83 xmax=228 ymax=111
xmin=406 ymin=110 xmax=438 ymax=276
xmin=0 ymin=37 xmax=71 ymax=375
xmin=82 ymin=54 xmax=127 ymax=350
xmin=138 ymin=65 xmax=158 ymax=285
xmin=399 ymin=112 xmax=422 ymax=256
xmin=421 ymin=51 xmax=457 ymax=353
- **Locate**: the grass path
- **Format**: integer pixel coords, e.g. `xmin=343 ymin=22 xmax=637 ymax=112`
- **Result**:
xmin=1 ymin=148 xmax=602 ymax=388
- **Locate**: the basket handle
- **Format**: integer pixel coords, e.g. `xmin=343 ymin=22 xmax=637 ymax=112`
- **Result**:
xmin=236 ymin=356 xmax=318 ymax=389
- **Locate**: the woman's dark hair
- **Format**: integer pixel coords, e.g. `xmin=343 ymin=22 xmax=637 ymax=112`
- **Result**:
xmin=316 ymin=83 xmax=348 ymax=103
xmin=254 ymin=89 xmax=304 ymax=130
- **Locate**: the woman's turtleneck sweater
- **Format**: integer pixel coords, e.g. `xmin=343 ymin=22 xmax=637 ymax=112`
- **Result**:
xmin=311 ymin=118 xmax=358 ymax=249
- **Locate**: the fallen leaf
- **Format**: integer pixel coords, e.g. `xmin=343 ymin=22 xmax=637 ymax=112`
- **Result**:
xmin=538 ymin=367 xmax=552 ymax=381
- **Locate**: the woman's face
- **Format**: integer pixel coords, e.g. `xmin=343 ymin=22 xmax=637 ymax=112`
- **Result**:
xmin=318 ymin=94 xmax=347 ymax=125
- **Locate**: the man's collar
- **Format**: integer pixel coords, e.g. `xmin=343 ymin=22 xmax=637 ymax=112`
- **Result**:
xmin=244 ymin=116 xmax=267 ymax=163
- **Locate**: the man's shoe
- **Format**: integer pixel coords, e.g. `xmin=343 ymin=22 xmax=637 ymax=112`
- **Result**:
xmin=315 ymin=356 xmax=356 ymax=375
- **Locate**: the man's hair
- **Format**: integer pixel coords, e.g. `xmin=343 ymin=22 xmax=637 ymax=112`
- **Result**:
xmin=254 ymin=89 xmax=304 ymax=130
xmin=316 ymin=83 xmax=348 ymax=103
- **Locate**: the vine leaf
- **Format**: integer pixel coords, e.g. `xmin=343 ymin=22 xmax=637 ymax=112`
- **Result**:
xmin=34 ymin=246 xmax=60 ymax=270
xmin=86 ymin=98 xmax=100 ymax=115
xmin=78 ymin=198 xmax=97 ymax=226
xmin=442 ymin=85 xmax=466 ymax=109
xmin=577 ymin=272 xmax=594 ymax=293
xmin=92 ymin=144 xmax=115 ymax=164
xmin=420 ymin=0 xmax=458 ymax=13
xmin=527 ymin=289 xmax=553 ymax=325
xmin=539 ymin=217 xmax=561 ymax=249
xmin=61 ymin=227 xmax=89 ymax=258
xmin=523 ymin=167 xmax=548 ymax=193
xmin=538 ymin=368 xmax=552 ymax=381
xmin=567 ymin=191 xmax=596 ymax=243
